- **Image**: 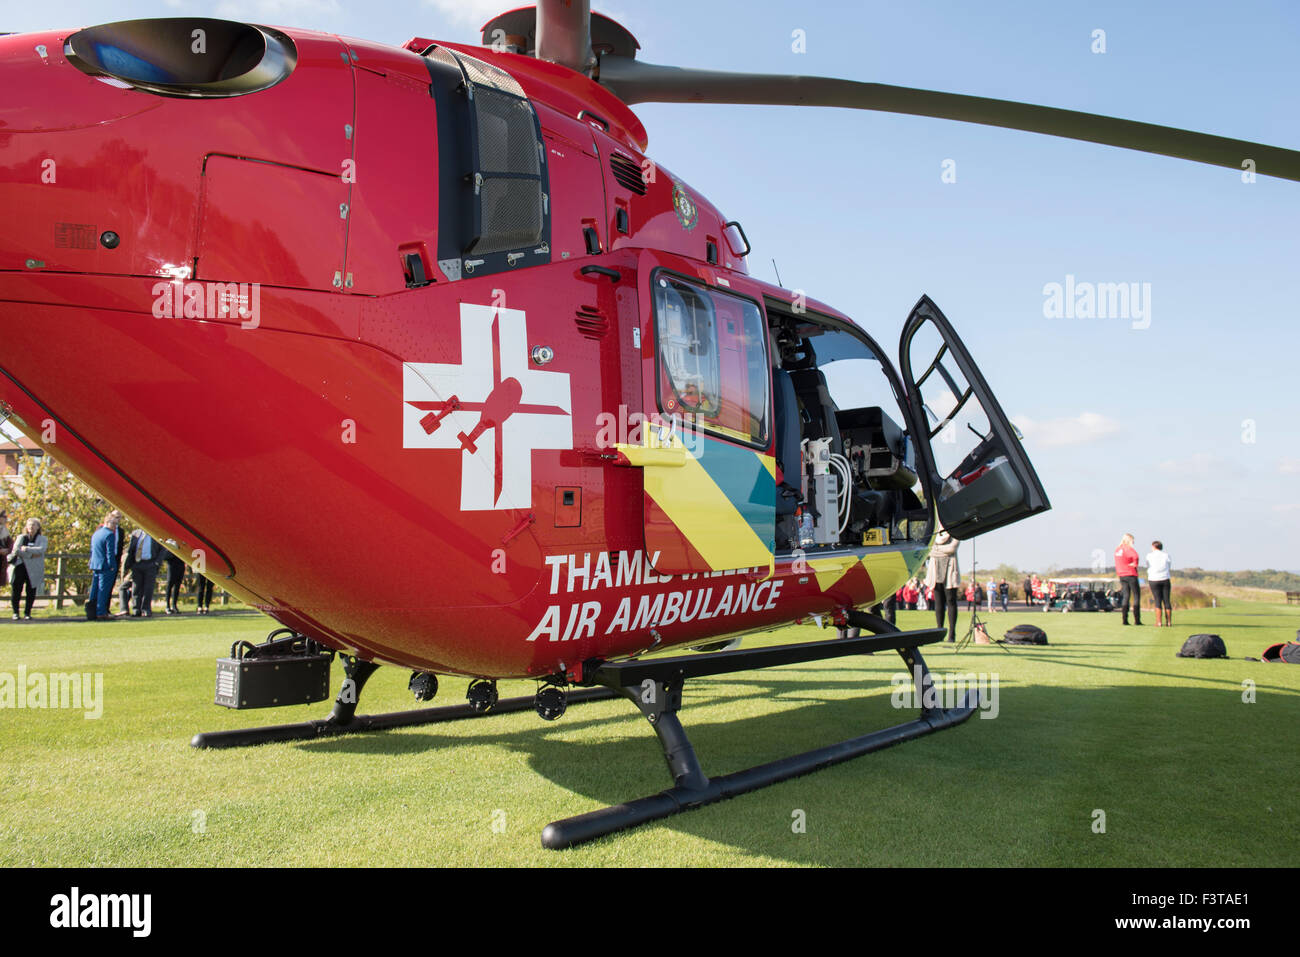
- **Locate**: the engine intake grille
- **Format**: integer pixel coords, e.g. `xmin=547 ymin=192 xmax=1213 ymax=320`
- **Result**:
xmin=609 ymin=153 xmax=647 ymax=196
xmin=574 ymin=306 xmax=609 ymax=339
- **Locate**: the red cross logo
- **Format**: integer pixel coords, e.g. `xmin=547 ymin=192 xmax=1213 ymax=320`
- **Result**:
xmin=403 ymin=303 xmax=572 ymax=510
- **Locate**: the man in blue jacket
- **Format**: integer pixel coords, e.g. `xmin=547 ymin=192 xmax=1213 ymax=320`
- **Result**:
xmin=86 ymin=510 xmax=121 ymax=621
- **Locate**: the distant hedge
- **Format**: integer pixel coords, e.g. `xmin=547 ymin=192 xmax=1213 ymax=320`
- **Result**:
xmin=1170 ymin=585 xmax=1216 ymax=610
xmin=1051 ymin=566 xmax=1298 ymax=592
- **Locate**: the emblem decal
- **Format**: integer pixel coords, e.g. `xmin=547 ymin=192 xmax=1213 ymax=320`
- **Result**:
xmin=672 ymin=180 xmax=698 ymax=231
xmin=403 ymin=303 xmax=572 ymax=511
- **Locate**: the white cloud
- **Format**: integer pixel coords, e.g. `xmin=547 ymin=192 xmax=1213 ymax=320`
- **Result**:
xmin=1273 ymin=503 xmax=1300 ymax=513
xmin=1011 ymin=412 xmax=1121 ymax=448
xmin=1279 ymin=458 xmax=1300 ymax=475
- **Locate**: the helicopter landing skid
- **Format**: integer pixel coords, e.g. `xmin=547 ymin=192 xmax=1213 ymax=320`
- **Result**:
xmin=190 ymin=656 xmax=618 ymax=749
xmin=541 ymin=615 xmax=975 ymax=850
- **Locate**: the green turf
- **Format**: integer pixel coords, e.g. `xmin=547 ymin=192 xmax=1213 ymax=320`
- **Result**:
xmin=1 ymin=602 xmax=1296 ymax=866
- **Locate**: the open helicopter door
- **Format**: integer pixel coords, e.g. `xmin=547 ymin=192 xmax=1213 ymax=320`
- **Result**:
xmin=900 ymin=295 xmax=1050 ymax=538
xmin=618 ymin=270 xmax=776 ymax=574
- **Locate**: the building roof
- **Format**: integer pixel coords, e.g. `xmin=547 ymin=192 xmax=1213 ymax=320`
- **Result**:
xmin=0 ymin=437 xmax=41 ymax=452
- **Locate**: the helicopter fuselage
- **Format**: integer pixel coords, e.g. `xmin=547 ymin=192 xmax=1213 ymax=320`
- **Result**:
xmin=1 ymin=25 xmax=960 ymax=678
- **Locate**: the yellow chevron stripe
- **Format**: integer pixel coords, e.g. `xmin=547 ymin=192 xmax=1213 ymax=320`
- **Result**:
xmin=642 ymin=433 xmax=771 ymax=569
xmin=756 ymin=453 xmax=778 ymax=581
xmin=860 ymin=551 xmax=910 ymax=598
xmin=614 ymin=443 xmax=686 ymax=467
xmin=808 ymin=555 xmax=860 ymax=593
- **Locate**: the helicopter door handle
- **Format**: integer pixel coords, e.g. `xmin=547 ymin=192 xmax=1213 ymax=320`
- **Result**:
xmin=578 ymin=110 xmax=610 ymax=132
xmin=580 ymin=265 xmax=620 ymax=282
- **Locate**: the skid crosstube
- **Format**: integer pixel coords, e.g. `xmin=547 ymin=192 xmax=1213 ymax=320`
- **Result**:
xmin=541 ymin=618 xmax=977 ymax=850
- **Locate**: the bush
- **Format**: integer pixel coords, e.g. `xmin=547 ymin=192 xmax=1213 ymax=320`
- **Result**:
xmin=1171 ymin=585 xmax=1216 ymax=610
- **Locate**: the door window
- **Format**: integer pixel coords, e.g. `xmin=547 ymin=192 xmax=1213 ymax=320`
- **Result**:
xmin=653 ymin=274 xmax=768 ymax=447
xmin=905 ymin=320 xmax=992 ymax=483
xmin=900 ymin=296 xmax=1050 ymax=538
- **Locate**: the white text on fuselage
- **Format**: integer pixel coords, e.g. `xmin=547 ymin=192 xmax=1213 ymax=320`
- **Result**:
xmin=526 ymin=550 xmax=784 ymax=642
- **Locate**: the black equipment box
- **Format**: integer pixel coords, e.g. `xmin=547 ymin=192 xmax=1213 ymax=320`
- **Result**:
xmin=214 ymin=653 xmax=332 ymax=709
xmin=836 ymin=406 xmax=917 ymax=490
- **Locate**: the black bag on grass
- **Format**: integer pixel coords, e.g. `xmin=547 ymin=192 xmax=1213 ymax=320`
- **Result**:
xmin=1177 ymin=634 xmax=1227 ymax=659
xmin=1261 ymin=641 xmax=1300 ymax=664
xmin=1004 ymin=623 xmax=1048 ymax=645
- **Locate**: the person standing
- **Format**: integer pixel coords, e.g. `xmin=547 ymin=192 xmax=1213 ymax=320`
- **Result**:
xmin=194 ymin=570 xmax=215 ymax=615
xmin=925 ymin=527 xmax=961 ymax=642
xmin=163 ymin=549 xmax=187 ymax=614
xmin=9 ymin=518 xmax=47 ymax=620
xmin=126 ymin=529 xmax=163 ymax=617
xmin=998 ymin=578 xmax=1010 ymax=612
xmin=119 ymin=529 xmax=134 ymax=614
xmin=865 ymin=579 xmax=900 ymax=630
xmin=1022 ymin=574 xmax=1033 ymax=606
xmin=1146 ymin=540 xmax=1173 ymax=627
xmin=117 ymin=515 xmax=138 ymax=616
xmin=86 ymin=511 xmax=122 ymax=620
xmin=986 ymin=577 xmax=997 ymax=613
xmin=1114 ymin=532 xmax=1142 ymax=625
xmin=108 ymin=511 xmax=127 ymax=614
xmin=0 ymin=511 xmax=12 ymax=598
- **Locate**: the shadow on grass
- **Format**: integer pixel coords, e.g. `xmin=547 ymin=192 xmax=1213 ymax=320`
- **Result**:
xmin=287 ymin=666 xmax=1299 ymax=865
xmin=984 ymin=649 xmax=1299 ymax=690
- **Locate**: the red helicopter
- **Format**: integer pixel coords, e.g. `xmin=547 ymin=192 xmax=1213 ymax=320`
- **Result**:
xmin=2 ymin=2 xmax=1296 ymax=848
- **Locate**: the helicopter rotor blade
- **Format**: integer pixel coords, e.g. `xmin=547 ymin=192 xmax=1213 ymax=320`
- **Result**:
xmin=597 ymin=56 xmax=1300 ymax=182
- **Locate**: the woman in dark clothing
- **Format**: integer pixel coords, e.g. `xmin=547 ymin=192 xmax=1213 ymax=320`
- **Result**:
xmin=925 ymin=528 xmax=961 ymax=642
xmin=0 ymin=511 xmax=12 ymax=595
xmin=10 ymin=518 xmax=47 ymax=619
xmin=194 ymin=572 xmax=215 ymax=614
xmin=163 ymin=551 xmax=187 ymax=614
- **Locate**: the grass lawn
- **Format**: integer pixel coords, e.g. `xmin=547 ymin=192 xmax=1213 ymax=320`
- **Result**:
xmin=1 ymin=601 xmax=1296 ymax=867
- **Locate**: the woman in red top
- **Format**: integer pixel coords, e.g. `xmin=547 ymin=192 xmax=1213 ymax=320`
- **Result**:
xmin=1114 ymin=532 xmax=1142 ymax=625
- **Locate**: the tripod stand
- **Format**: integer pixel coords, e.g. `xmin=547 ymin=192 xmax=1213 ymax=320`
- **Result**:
xmin=955 ymin=604 xmax=1010 ymax=654
xmin=955 ymin=537 xmax=1012 ymax=654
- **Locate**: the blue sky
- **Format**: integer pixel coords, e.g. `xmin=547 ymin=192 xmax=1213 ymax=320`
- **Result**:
xmin=10 ymin=0 xmax=1299 ymax=572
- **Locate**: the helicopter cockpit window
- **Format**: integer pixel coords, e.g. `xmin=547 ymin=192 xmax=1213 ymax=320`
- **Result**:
xmin=654 ymin=275 xmax=769 ymax=447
